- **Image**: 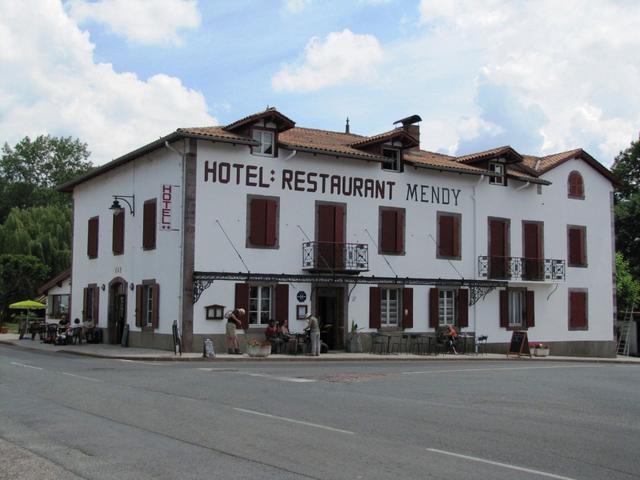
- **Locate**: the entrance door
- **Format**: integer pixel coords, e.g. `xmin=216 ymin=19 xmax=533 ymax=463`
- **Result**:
xmin=316 ymin=204 xmax=345 ymax=269
xmin=523 ymin=222 xmax=543 ymax=280
xmin=489 ymin=218 xmax=510 ymax=279
xmin=316 ymin=287 xmax=344 ymax=350
xmin=108 ymin=282 xmax=127 ymax=345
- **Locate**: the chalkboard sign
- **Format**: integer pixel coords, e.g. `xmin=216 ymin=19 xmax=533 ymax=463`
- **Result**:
xmin=172 ymin=320 xmax=182 ymax=356
xmin=120 ymin=323 xmax=129 ymax=348
xmin=507 ymin=330 xmax=531 ymax=357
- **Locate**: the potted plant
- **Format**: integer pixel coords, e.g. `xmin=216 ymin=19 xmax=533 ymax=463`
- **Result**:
xmin=530 ymin=342 xmax=550 ymax=357
xmin=246 ymin=338 xmax=272 ymax=357
xmin=346 ymin=321 xmax=363 ymax=353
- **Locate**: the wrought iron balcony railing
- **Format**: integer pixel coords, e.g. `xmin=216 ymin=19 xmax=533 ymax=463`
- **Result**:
xmin=302 ymin=242 xmax=368 ymax=273
xmin=478 ymin=256 xmax=565 ymax=282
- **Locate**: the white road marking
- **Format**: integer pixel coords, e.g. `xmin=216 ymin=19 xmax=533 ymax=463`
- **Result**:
xmin=10 ymin=362 xmax=43 ymax=370
xmin=233 ymin=407 xmax=354 ymax=435
xmin=61 ymin=372 xmax=102 ymax=382
xmin=403 ymin=364 xmax=604 ymax=375
xmin=118 ymin=359 xmax=161 ymax=366
xmin=197 ymin=367 xmax=238 ymax=372
xmin=245 ymin=372 xmax=316 ymax=383
xmin=427 ymin=448 xmax=577 ymax=480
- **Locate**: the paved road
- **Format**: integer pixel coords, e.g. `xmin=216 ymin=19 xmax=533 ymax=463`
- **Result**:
xmin=1 ymin=345 xmax=639 ymax=480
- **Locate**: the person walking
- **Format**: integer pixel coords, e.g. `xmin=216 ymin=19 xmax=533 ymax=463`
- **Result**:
xmin=305 ymin=314 xmax=321 ymax=356
xmin=225 ymin=308 xmax=245 ymax=354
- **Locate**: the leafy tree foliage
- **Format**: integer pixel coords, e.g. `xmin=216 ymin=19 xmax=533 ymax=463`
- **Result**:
xmin=616 ymin=252 xmax=640 ymax=315
xmin=0 ymin=254 xmax=49 ymax=322
xmin=612 ymin=138 xmax=640 ymax=200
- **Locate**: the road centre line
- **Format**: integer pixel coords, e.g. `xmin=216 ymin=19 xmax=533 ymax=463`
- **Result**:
xmin=402 ymin=364 xmax=604 ymax=375
xmin=233 ymin=407 xmax=354 ymax=435
xmin=244 ymin=372 xmax=316 ymax=383
xmin=427 ymin=448 xmax=577 ymax=480
xmin=197 ymin=367 xmax=239 ymax=372
xmin=10 ymin=362 xmax=43 ymax=370
xmin=61 ymin=372 xmax=102 ymax=382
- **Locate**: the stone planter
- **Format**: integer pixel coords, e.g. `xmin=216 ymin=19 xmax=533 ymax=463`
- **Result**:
xmin=346 ymin=334 xmax=363 ymax=353
xmin=247 ymin=345 xmax=271 ymax=357
xmin=533 ymin=347 xmax=550 ymax=357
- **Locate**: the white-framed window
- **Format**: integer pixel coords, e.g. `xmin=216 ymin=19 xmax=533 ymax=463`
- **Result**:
xmin=249 ymin=285 xmax=272 ymax=325
xmin=49 ymin=294 xmax=69 ymax=319
xmin=252 ymin=129 xmax=275 ymax=156
xmin=144 ymin=284 xmax=154 ymax=326
xmin=382 ymin=148 xmax=401 ymax=172
xmin=508 ymin=289 xmax=525 ymax=327
xmin=489 ymin=162 xmax=506 ymax=185
xmin=380 ymin=287 xmax=400 ymax=326
xmin=439 ymin=289 xmax=457 ymax=326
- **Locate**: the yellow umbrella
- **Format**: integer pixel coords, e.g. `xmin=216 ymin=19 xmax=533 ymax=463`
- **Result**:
xmin=9 ymin=300 xmax=46 ymax=339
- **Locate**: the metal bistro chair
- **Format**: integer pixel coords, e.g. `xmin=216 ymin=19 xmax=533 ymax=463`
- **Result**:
xmin=409 ymin=334 xmax=428 ymax=355
xmin=370 ymin=333 xmax=388 ymax=354
xmin=476 ymin=335 xmax=488 ymax=355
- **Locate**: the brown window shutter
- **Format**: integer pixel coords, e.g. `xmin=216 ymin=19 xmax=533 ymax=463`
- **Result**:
xmin=275 ymin=284 xmax=289 ymax=321
xmin=458 ymin=289 xmax=469 ymax=328
xmin=112 ymin=210 xmax=124 ymax=255
xmin=143 ymin=199 xmax=157 ymax=250
xmin=453 ymin=216 xmax=461 ymax=258
xmin=151 ymin=283 xmax=160 ymax=329
xmin=380 ymin=210 xmax=395 ymax=252
xmin=526 ymin=290 xmax=535 ymax=328
xmin=264 ymin=199 xmax=278 ymax=247
xmin=82 ymin=287 xmax=89 ymax=322
xmin=93 ymin=287 xmax=100 ymax=326
xmin=334 ymin=204 xmax=345 ymax=243
xmin=249 ymin=198 xmax=266 ymax=245
xmin=396 ymin=210 xmax=405 ymax=253
xmin=402 ymin=287 xmax=413 ymax=328
xmin=429 ymin=288 xmax=439 ymax=329
xmin=87 ymin=217 xmax=99 ymax=258
xmin=579 ymin=229 xmax=586 ymax=265
xmin=135 ymin=285 xmax=142 ymax=327
xmin=439 ymin=215 xmax=454 ymax=257
xmin=569 ymin=291 xmax=587 ymax=329
xmin=499 ymin=290 xmax=509 ymax=328
xmin=568 ymin=227 xmax=586 ymax=266
xmin=369 ymin=287 xmax=381 ymax=329
xmin=234 ymin=283 xmax=249 ymax=329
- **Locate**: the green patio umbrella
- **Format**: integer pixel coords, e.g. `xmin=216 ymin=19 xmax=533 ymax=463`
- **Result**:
xmin=9 ymin=300 xmax=46 ymax=339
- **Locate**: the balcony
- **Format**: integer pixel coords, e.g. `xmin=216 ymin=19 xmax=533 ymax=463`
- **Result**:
xmin=478 ymin=256 xmax=565 ymax=282
xmin=302 ymin=242 xmax=368 ymax=273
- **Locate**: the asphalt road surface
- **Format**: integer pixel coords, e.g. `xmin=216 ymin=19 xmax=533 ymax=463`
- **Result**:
xmin=1 ymin=345 xmax=639 ymax=480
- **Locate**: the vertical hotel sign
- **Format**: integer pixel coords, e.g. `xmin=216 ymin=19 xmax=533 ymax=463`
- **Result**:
xmin=160 ymin=184 xmax=180 ymax=231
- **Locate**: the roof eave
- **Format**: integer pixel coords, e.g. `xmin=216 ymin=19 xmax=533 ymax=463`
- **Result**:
xmin=279 ymin=143 xmax=387 ymax=163
xmin=405 ymin=160 xmax=499 ymax=177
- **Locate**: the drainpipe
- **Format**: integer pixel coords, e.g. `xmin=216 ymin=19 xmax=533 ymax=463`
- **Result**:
xmin=471 ymin=175 xmax=485 ymax=340
xmin=164 ymin=140 xmax=186 ymax=342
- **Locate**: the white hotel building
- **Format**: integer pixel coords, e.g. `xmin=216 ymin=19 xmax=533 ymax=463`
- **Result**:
xmin=60 ymin=108 xmax=618 ymax=356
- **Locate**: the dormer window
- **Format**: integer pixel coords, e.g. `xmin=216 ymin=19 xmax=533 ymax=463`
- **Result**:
xmin=382 ymin=148 xmax=401 ymax=172
xmin=489 ymin=161 xmax=506 ymax=185
xmin=251 ymin=128 xmax=275 ymax=157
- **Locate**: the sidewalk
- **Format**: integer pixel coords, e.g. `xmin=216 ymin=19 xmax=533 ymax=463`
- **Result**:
xmin=2 ymin=334 xmax=639 ymax=364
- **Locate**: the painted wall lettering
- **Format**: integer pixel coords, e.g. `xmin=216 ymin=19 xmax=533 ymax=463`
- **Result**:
xmin=281 ymin=169 xmax=395 ymax=200
xmin=161 ymin=184 xmax=180 ymax=231
xmin=406 ymin=183 xmax=461 ymax=206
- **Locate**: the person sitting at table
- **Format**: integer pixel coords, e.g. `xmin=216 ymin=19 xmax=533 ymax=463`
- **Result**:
xmin=81 ymin=317 xmax=95 ymax=343
xmin=444 ymin=324 xmax=458 ymax=354
xmin=265 ymin=320 xmax=282 ymax=353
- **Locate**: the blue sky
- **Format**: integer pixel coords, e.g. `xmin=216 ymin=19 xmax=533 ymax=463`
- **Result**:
xmin=1 ymin=0 xmax=639 ymax=165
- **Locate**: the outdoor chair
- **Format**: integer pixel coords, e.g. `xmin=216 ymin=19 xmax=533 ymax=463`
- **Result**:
xmin=370 ymin=333 xmax=388 ymax=354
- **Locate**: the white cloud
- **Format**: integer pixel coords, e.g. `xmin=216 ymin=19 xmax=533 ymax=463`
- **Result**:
xmin=68 ymin=0 xmax=200 ymax=45
xmin=0 ymin=1 xmax=215 ymax=165
xmin=282 ymin=0 xmax=312 ymax=15
xmin=272 ymin=29 xmax=384 ymax=92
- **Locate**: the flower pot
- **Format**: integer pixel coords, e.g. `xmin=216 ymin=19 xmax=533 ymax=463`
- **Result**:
xmin=346 ymin=334 xmax=362 ymax=353
xmin=247 ymin=345 xmax=271 ymax=357
xmin=533 ymin=347 xmax=549 ymax=357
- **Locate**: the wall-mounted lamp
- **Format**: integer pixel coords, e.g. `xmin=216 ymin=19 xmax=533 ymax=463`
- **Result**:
xmin=101 ymin=284 xmax=105 ymax=291
xmin=129 ymin=283 xmax=135 ymax=291
xmin=109 ymin=195 xmax=135 ymax=216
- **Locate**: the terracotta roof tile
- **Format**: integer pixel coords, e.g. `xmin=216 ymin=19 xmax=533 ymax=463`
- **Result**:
xmin=350 ymin=128 xmax=418 ymax=148
xmin=279 ymin=127 xmax=386 ymax=161
xmin=404 ymin=150 xmax=491 ymax=175
xmin=456 ymin=146 xmax=521 ymax=164
xmin=223 ymin=107 xmax=295 ymax=132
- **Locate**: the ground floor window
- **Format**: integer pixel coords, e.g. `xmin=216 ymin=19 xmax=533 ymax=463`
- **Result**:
xmin=508 ymin=290 xmax=525 ymax=327
xmin=500 ymin=288 xmax=534 ymax=329
xmin=50 ymin=294 xmax=69 ymax=319
xmin=439 ymin=289 xmax=457 ymax=326
xmin=249 ymin=285 xmax=272 ymax=325
xmin=381 ymin=287 xmax=400 ymax=326
xmin=135 ymin=281 xmax=159 ymax=329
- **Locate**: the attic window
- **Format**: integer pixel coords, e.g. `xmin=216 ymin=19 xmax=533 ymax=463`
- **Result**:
xmin=489 ymin=161 xmax=506 ymax=185
xmin=252 ymin=128 xmax=275 ymax=157
xmin=382 ymin=148 xmax=401 ymax=172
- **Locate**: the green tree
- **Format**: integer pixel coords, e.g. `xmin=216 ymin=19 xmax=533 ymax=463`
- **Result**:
xmin=616 ymin=252 xmax=640 ymax=316
xmin=0 ymin=254 xmax=49 ymax=323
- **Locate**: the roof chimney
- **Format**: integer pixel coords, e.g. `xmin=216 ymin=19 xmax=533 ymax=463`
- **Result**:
xmin=345 ymin=117 xmax=350 ymax=134
xmin=393 ymin=114 xmax=422 ymax=146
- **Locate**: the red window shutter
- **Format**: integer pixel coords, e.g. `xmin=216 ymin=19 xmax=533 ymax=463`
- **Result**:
xmin=317 ymin=204 xmax=334 ymax=242
xmin=112 ymin=210 xmax=124 ymax=255
xmin=499 ymin=290 xmax=508 ymax=328
xmin=369 ymin=287 xmax=381 ymax=329
xmin=143 ymin=200 xmax=156 ymax=250
xmin=87 ymin=217 xmax=99 ymax=258
xmin=453 ymin=216 xmax=461 ymax=258
xmin=569 ymin=291 xmax=587 ymax=329
xmin=249 ymin=198 xmax=266 ymax=245
xmin=396 ymin=210 xmax=405 ymax=253
xmin=526 ymin=290 xmax=535 ymax=328
xmin=439 ymin=215 xmax=454 ymax=257
xmin=579 ymin=229 xmax=586 ymax=265
xmin=380 ymin=210 xmax=396 ymax=253
xmin=334 ymin=205 xmax=345 ymax=243
xmin=458 ymin=289 xmax=469 ymax=328
xmin=264 ymin=199 xmax=278 ymax=247
xmin=151 ymin=283 xmax=160 ymax=329
xmin=135 ymin=285 xmax=142 ymax=327
xmin=568 ymin=172 xmax=584 ymax=197
xmin=275 ymin=284 xmax=289 ymax=322
xmin=402 ymin=288 xmax=413 ymax=328
xmin=82 ymin=287 xmax=89 ymax=322
xmin=93 ymin=287 xmax=100 ymax=326
xmin=429 ymin=288 xmax=439 ymax=329
xmin=568 ymin=228 xmax=586 ymax=266
xmin=234 ymin=283 xmax=249 ymax=329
